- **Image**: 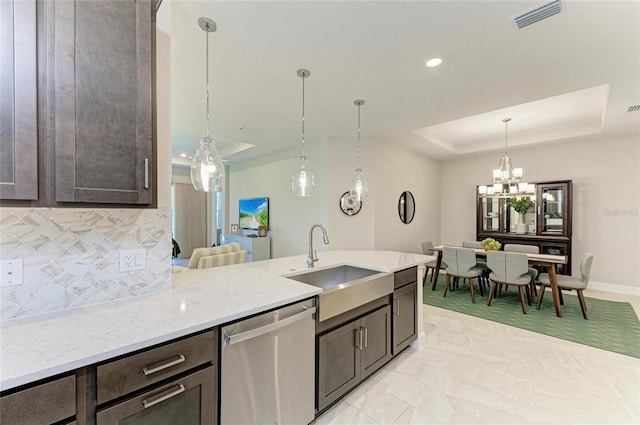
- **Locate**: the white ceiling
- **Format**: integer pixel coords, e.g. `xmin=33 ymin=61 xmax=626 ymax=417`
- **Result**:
xmin=159 ymin=0 xmax=640 ymax=165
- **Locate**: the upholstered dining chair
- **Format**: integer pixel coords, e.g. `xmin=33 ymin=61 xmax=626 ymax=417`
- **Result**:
xmin=462 ymin=240 xmax=482 ymax=249
xmin=504 ymin=243 xmax=540 ymax=298
xmin=537 ymin=252 xmax=594 ymax=319
xmin=442 ymin=247 xmax=484 ymax=303
xmin=486 ymin=251 xmax=532 ymax=314
xmin=421 ymin=241 xmax=447 ymax=287
xmin=462 ymin=240 xmax=490 ymax=291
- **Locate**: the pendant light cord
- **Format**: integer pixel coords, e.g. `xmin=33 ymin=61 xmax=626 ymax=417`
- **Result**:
xmin=205 ymin=27 xmax=211 ymax=138
xmin=503 ymin=117 xmax=510 ymax=154
xmin=357 ymin=102 xmax=361 ymax=168
xmin=504 ymin=120 xmax=507 ymax=153
xmin=301 ymin=73 xmax=306 ymax=157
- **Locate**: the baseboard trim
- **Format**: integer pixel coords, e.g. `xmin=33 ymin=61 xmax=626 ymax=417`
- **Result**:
xmin=588 ymin=281 xmax=640 ymax=297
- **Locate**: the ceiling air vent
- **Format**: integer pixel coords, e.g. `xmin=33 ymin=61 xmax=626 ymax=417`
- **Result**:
xmin=513 ymin=0 xmax=563 ymax=29
xmin=627 ymin=105 xmax=640 ymax=113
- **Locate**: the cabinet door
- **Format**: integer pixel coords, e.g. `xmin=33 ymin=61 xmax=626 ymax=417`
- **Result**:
xmin=0 ymin=0 xmax=38 ymax=200
xmin=392 ymin=282 xmax=417 ymax=355
xmin=477 ymin=195 xmax=502 ymax=233
xmin=317 ymin=320 xmax=361 ymax=412
xmin=360 ymin=306 xmax=392 ymax=379
xmin=52 ymin=0 xmax=153 ymax=204
xmin=538 ymin=182 xmax=571 ymax=237
xmin=96 ymin=366 xmax=215 ymax=425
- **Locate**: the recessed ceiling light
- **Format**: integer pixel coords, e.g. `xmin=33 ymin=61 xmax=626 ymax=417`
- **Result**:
xmin=180 ymin=153 xmax=188 ymax=157
xmin=425 ymin=57 xmax=443 ymax=68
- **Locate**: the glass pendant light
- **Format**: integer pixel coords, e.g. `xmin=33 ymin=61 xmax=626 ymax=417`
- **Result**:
xmin=191 ymin=17 xmax=224 ymax=192
xmin=291 ymin=69 xmax=315 ymax=197
xmin=349 ymin=99 xmax=368 ymax=201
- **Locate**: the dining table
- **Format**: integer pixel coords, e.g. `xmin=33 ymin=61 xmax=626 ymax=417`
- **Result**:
xmin=430 ymin=245 xmax=568 ymax=318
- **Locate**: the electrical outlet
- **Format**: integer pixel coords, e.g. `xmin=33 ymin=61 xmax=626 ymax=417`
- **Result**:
xmin=1 ymin=259 xmax=24 ymax=287
xmin=119 ymin=249 xmax=146 ymax=272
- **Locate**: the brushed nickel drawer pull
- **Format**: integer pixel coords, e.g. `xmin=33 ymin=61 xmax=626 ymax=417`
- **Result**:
xmin=142 ymin=354 xmax=186 ymax=376
xmin=144 ymin=158 xmax=149 ymax=189
xmin=363 ymin=326 xmax=368 ymax=348
xmin=142 ymin=384 xmax=186 ymax=409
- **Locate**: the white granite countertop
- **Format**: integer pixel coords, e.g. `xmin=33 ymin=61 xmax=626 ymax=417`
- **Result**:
xmin=0 ymin=250 xmax=430 ymax=391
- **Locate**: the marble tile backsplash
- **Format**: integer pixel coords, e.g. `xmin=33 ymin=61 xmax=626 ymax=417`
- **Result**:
xmin=0 ymin=208 xmax=172 ymax=320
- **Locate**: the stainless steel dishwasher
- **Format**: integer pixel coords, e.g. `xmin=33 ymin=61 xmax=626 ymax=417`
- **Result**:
xmin=220 ymin=298 xmax=316 ymax=425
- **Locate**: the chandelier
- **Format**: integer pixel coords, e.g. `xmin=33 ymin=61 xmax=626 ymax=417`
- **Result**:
xmin=478 ymin=118 xmax=533 ymax=197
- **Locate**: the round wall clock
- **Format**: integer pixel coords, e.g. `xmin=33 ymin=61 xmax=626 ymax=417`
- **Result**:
xmin=340 ymin=191 xmax=362 ymax=216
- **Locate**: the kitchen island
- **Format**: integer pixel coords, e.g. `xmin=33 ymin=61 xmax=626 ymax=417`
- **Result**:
xmin=1 ymin=250 xmax=430 ymax=423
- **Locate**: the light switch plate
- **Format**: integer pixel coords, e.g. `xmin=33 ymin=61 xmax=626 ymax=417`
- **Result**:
xmin=1 ymin=259 xmax=24 ymax=287
xmin=119 ymin=249 xmax=146 ymax=272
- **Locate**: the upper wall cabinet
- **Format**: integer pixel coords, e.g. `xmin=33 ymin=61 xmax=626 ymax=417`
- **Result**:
xmin=0 ymin=0 xmax=38 ymax=200
xmin=52 ymin=0 xmax=154 ymax=204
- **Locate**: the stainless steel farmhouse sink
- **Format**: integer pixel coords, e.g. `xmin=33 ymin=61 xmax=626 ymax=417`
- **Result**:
xmin=287 ymin=265 xmax=393 ymax=321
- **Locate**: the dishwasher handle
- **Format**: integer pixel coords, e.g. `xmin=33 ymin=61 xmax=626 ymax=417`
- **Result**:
xmin=224 ymin=306 xmax=316 ymax=346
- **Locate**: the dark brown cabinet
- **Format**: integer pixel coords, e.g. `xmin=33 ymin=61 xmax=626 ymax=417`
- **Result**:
xmin=0 ymin=0 xmax=156 ymax=206
xmin=96 ymin=367 xmax=215 ymax=425
xmin=51 ymin=0 xmax=154 ymax=204
xmin=0 ymin=373 xmax=76 ymax=425
xmin=96 ymin=330 xmax=217 ymax=425
xmin=2 ymin=329 xmax=217 ymax=425
xmin=0 ymin=0 xmax=38 ymax=200
xmin=360 ymin=306 xmax=393 ymax=378
xmin=317 ymin=319 xmax=361 ymax=411
xmin=392 ymin=267 xmax=417 ymax=355
xmin=317 ymin=305 xmax=391 ymax=412
xmin=477 ymin=180 xmax=573 ymax=274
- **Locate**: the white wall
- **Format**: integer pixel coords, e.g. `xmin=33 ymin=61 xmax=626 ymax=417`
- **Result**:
xmin=327 ymin=137 xmax=375 ymax=250
xmin=229 ymin=142 xmax=329 ymax=258
xmin=374 ymin=141 xmax=441 ymax=254
xmin=440 ymin=135 xmax=640 ymax=290
xmin=156 ymin=28 xmax=172 ymax=209
xmin=169 ymin=4 xmax=203 ymax=151
xmin=228 ymin=137 xmax=442 ymax=258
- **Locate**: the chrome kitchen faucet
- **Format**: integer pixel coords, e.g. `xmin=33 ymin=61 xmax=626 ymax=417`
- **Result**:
xmin=307 ymin=224 xmax=329 ymax=268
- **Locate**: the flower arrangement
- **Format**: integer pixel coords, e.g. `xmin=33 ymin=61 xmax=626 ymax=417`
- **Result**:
xmin=481 ymin=237 xmax=501 ymax=251
xmin=506 ymin=196 xmax=534 ymax=215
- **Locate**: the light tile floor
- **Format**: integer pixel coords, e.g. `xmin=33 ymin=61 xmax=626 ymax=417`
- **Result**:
xmin=313 ymin=291 xmax=640 ymax=424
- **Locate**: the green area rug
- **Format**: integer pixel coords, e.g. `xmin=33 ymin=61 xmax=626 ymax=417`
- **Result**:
xmin=424 ymin=275 xmax=640 ymax=359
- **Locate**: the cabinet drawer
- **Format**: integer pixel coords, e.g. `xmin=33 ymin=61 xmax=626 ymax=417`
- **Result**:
xmin=0 ymin=374 xmax=75 ymax=425
xmin=394 ymin=266 xmax=417 ymax=289
xmin=96 ymin=366 xmax=216 ymax=425
xmin=97 ymin=330 xmax=216 ymax=404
